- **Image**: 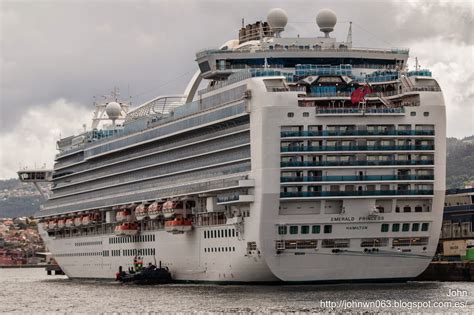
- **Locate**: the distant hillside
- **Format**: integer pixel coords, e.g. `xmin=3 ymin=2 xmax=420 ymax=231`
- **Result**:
xmin=446 ymin=136 xmax=474 ymax=189
xmin=0 ymin=135 xmax=473 ymax=217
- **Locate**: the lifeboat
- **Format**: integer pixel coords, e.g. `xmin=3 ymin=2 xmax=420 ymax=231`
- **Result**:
xmin=162 ymin=201 xmax=183 ymax=219
xmin=135 ymin=204 xmax=148 ymax=221
xmin=57 ymin=219 xmax=65 ymax=229
xmin=48 ymin=220 xmax=57 ymax=230
xmin=82 ymin=215 xmax=92 ymax=225
xmin=65 ymin=218 xmax=74 ymax=228
xmin=147 ymin=202 xmax=162 ymax=219
xmin=74 ymin=216 xmax=82 ymax=226
xmin=114 ymin=222 xmax=139 ymax=236
xmin=116 ymin=208 xmax=132 ymax=222
xmin=164 ymin=217 xmax=193 ymax=234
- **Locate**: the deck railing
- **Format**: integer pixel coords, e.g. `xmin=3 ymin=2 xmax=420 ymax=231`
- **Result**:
xmin=280 ymin=189 xmax=434 ymax=198
xmin=281 ymin=145 xmax=434 ymax=152
xmin=280 ymin=160 xmax=434 ymax=167
xmin=281 ymin=130 xmax=434 ymax=137
xmin=280 ymin=175 xmax=434 ymax=182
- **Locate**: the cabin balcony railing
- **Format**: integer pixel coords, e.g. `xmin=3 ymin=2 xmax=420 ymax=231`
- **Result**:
xmin=281 ymin=130 xmax=434 ymax=137
xmin=280 ymin=175 xmax=434 ymax=182
xmin=280 ymin=160 xmax=434 ymax=167
xmin=281 ymin=145 xmax=434 ymax=152
xmin=280 ymin=190 xmax=434 ymax=198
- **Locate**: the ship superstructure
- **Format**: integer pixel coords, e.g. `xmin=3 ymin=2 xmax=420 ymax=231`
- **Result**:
xmin=26 ymin=8 xmax=446 ymax=282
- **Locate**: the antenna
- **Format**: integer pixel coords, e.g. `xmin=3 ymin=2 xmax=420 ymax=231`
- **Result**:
xmin=415 ymin=57 xmax=419 ymax=71
xmin=346 ymin=21 xmax=352 ymax=44
xmin=242 ymin=18 xmax=244 ymax=28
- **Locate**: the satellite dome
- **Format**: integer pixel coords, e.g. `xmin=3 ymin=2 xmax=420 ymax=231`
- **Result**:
xmin=267 ymin=8 xmax=288 ymax=36
xmin=316 ymin=8 xmax=337 ymax=37
xmin=106 ymin=101 xmax=121 ymax=120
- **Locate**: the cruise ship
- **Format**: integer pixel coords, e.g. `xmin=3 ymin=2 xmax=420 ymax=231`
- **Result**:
xmin=19 ymin=8 xmax=446 ymax=282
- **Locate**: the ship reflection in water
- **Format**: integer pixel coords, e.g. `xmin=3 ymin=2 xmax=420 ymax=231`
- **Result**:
xmin=2 ymin=269 xmax=473 ymax=313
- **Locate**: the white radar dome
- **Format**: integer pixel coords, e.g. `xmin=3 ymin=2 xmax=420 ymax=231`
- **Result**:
xmin=267 ymin=8 xmax=288 ymax=35
xmin=316 ymin=8 xmax=337 ymax=37
xmin=106 ymin=101 xmax=122 ymax=120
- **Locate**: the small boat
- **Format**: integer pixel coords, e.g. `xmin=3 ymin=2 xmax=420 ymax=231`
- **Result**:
xmin=116 ymin=208 xmax=132 ymax=222
xmin=135 ymin=204 xmax=148 ymax=221
xmin=73 ymin=216 xmax=82 ymax=226
xmin=82 ymin=215 xmax=91 ymax=225
xmin=164 ymin=217 xmax=193 ymax=234
xmin=48 ymin=220 xmax=57 ymax=230
xmin=115 ymin=223 xmax=139 ymax=236
xmin=147 ymin=202 xmax=162 ymax=219
xmin=162 ymin=201 xmax=183 ymax=219
xmin=65 ymin=218 xmax=74 ymax=228
xmin=57 ymin=219 xmax=65 ymax=229
xmin=116 ymin=262 xmax=172 ymax=285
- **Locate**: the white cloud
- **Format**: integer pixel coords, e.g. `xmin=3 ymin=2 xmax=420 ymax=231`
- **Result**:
xmin=408 ymin=37 xmax=474 ymax=138
xmin=0 ymin=99 xmax=91 ymax=179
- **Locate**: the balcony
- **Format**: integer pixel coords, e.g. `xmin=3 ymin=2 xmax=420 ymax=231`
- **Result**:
xmin=281 ymin=130 xmax=435 ymax=138
xmin=281 ymin=145 xmax=434 ymax=152
xmin=216 ymin=194 xmax=254 ymax=205
xmin=280 ymin=190 xmax=434 ymax=198
xmin=280 ymin=160 xmax=434 ymax=168
xmin=280 ymin=175 xmax=434 ymax=182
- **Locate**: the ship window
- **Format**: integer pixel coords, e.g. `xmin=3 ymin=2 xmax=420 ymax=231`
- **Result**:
xmin=301 ymin=225 xmax=310 ymax=234
xmin=381 ymin=224 xmax=389 ymax=233
xmin=289 ymin=226 xmax=298 ymax=234
xmin=403 ymin=206 xmax=411 ymax=213
xmin=415 ymin=206 xmax=422 ymax=212
xmin=288 ymin=112 xmax=294 ymax=118
xmin=232 ymin=229 xmax=236 ymax=237
xmin=324 ymin=225 xmax=332 ymax=234
xmin=410 ymin=112 xmax=416 ymax=116
xmin=312 ymin=225 xmax=321 ymax=234
xmin=402 ymin=223 xmax=410 ymax=232
xmin=225 ymin=229 xmax=228 ymax=237
xmin=303 ymin=112 xmax=309 ymax=117
xmin=278 ymin=226 xmax=287 ymax=235
xmin=421 ymin=223 xmax=429 ymax=231
xmin=412 ymin=223 xmax=420 ymax=232
xmin=423 ymin=112 xmax=429 ymax=117
xmin=395 ymin=206 xmax=400 ymax=213
xmin=204 ymin=231 xmax=207 ymax=239
xmin=392 ymin=223 xmax=400 ymax=232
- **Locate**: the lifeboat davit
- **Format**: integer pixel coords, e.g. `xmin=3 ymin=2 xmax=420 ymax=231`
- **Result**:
xmin=114 ymin=223 xmax=139 ymax=236
xmin=164 ymin=217 xmax=193 ymax=234
xmin=65 ymin=218 xmax=74 ymax=228
xmin=147 ymin=202 xmax=162 ymax=219
xmin=162 ymin=201 xmax=183 ymax=219
xmin=57 ymin=219 xmax=65 ymax=229
xmin=48 ymin=220 xmax=57 ymax=230
xmin=135 ymin=204 xmax=148 ymax=221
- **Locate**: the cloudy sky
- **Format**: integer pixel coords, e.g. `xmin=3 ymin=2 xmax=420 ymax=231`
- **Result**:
xmin=1 ymin=0 xmax=473 ymax=179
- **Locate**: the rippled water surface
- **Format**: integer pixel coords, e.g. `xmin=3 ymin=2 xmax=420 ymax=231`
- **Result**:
xmin=1 ymin=268 xmax=474 ymax=313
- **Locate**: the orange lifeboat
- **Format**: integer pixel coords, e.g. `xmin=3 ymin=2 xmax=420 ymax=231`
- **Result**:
xmin=74 ymin=216 xmax=82 ymax=226
xmin=114 ymin=222 xmax=139 ymax=236
xmin=147 ymin=202 xmax=162 ymax=219
xmin=116 ymin=207 xmax=132 ymax=222
xmin=57 ymin=219 xmax=65 ymax=229
xmin=162 ymin=201 xmax=183 ymax=219
xmin=164 ymin=217 xmax=193 ymax=234
xmin=135 ymin=204 xmax=148 ymax=221
xmin=48 ymin=220 xmax=57 ymax=230
xmin=65 ymin=218 xmax=74 ymax=228
xmin=82 ymin=215 xmax=91 ymax=225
